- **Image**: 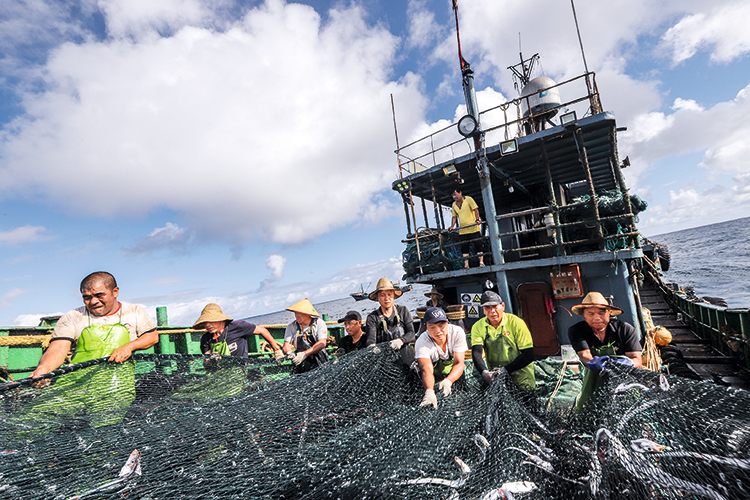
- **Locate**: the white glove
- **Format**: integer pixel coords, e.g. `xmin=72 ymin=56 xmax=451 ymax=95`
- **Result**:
xmin=390 ymin=338 xmax=404 ymax=350
xmin=292 ymin=352 xmax=307 ymax=365
xmin=273 ymin=350 xmax=285 ymax=361
xmin=420 ymin=389 xmax=438 ymax=409
xmin=437 ymin=379 xmax=453 ymax=397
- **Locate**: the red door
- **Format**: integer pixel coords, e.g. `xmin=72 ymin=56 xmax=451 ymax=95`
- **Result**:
xmin=517 ymin=282 xmax=560 ymax=356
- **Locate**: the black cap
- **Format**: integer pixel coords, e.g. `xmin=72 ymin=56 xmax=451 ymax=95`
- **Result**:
xmin=424 ymin=307 xmax=448 ymax=323
xmin=480 ymin=291 xmax=504 ymax=307
xmin=337 ymin=310 xmax=361 ymax=323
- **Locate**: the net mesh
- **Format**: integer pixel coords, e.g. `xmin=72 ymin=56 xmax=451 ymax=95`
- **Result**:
xmin=1 ymin=349 xmax=749 ymax=499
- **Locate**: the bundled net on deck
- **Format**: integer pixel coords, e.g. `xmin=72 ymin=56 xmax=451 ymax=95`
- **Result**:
xmin=1 ymin=349 xmax=749 ymax=499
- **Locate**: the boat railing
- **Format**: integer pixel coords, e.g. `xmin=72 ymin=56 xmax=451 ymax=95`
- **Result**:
xmin=642 ymin=257 xmax=750 ymax=372
xmin=402 ymin=195 xmax=637 ymax=276
xmin=395 ymin=72 xmax=602 ymax=177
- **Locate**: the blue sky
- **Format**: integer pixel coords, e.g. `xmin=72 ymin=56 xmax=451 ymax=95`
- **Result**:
xmin=1 ymin=0 xmax=749 ymax=326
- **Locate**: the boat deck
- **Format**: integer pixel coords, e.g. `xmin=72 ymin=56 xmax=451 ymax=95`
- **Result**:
xmin=639 ymin=280 xmax=750 ymax=390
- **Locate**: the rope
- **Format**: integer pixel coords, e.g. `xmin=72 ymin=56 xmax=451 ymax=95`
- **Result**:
xmin=546 ymin=360 xmax=569 ymax=411
xmin=0 ymin=335 xmax=52 ymax=348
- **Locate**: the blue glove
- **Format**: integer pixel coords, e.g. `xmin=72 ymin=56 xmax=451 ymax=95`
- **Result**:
xmin=614 ymin=357 xmax=633 ymax=367
xmin=586 ymin=356 xmax=610 ymax=372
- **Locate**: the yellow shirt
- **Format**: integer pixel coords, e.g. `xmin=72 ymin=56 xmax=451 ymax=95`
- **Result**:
xmin=452 ymin=196 xmax=480 ymax=235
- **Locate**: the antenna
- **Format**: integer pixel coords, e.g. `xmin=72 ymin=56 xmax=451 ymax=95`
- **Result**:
xmin=570 ymin=0 xmax=590 ymax=75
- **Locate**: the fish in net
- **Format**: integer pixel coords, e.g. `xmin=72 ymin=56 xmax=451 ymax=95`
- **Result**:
xmin=1 ymin=348 xmax=749 ymax=499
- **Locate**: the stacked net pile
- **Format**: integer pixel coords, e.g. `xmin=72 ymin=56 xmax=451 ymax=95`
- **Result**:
xmin=1 ymin=348 xmax=750 ymax=499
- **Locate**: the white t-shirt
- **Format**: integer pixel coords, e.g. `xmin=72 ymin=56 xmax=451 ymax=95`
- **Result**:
xmin=283 ymin=318 xmax=328 ymax=348
xmin=415 ymin=323 xmax=468 ymax=363
xmin=51 ymin=302 xmax=157 ymax=343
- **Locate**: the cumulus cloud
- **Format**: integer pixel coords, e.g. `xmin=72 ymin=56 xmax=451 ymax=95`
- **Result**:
xmin=0 ymin=225 xmax=50 ymax=245
xmin=258 ymin=253 xmax=286 ymax=290
xmin=659 ymin=2 xmax=750 ymax=65
xmin=0 ymin=0 xmax=427 ymax=247
xmin=406 ymin=0 xmax=441 ymax=50
xmin=124 ymin=222 xmax=193 ymax=255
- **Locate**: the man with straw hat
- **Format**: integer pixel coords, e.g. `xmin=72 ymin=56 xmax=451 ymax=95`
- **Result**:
xmin=568 ymin=291 xmax=642 ymax=411
xmin=425 ymin=287 xmax=450 ymax=310
xmin=194 ymin=303 xmax=282 ymax=360
xmin=282 ymin=298 xmax=329 ymax=373
xmin=365 ymin=277 xmax=416 ymax=368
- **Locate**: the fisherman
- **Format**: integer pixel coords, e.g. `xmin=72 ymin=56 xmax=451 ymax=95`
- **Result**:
xmin=365 ymin=277 xmax=416 ymax=368
xmin=448 ymin=188 xmax=485 ymax=268
xmin=282 ymin=298 xmax=329 ymax=374
xmin=28 ymin=272 xmax=158 ymax=427
xmin=425 ymin=287 xmax=450 ymax=310
xmin=336 ymin=310 xmax=366 ymax=354
xmin=416 ymin=307 xmax=467 ymax=409
xmin=568 ymin=292 xmax=642 ymax=411
xmin=31 ymin=271 xmax=158 ymax=380
xmin=471 ymin=291 xmax=535 ymax=401
xmin=194 ymin=303 xmax=283 ymax=361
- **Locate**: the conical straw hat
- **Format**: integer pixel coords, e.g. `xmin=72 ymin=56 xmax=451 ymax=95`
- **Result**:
xmin=424 ymin=287 xmax=443 ymax=299
xmin=286 ymin=298 xmax=320 ymax=317
xmin=368 ymin=277 xmax=403 ymax=301
xmin=193 ymin=303 xmax=233 ymax=327
xmin=571 ymin=292 xmax=623 ymax=316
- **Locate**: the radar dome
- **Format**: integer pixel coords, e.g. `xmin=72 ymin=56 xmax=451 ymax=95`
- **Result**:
xmin=521 ymin=76 xmax=561 ymax=118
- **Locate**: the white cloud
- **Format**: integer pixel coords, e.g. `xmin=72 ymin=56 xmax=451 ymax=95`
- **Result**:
xmin=125 ymin=222 xmax=193 ymax=255
xmin=660 ymin=2 xmax=750 ymax=65
xmin=0 ymin=225 xmax=50 ymax=245
xmin=406 ymin=0 xmax=441 ymax=50
xmin=266 ymin=254 xmax=286 ymax=279
xmin=0 ymin=0 xmax=427 ymax=247
xmin=0 ymin=287 xmax=30 ymax=308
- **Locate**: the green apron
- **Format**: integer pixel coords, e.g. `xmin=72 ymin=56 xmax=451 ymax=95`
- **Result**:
xmin=434 ymin=358 xmax=454 ymax=381
xmin=20 ymin=312 xmax=136 ymax=430
xmin=483 ymin=324 xmax=535 ymax=391
xmin=209 ymin=329 xmax=232 ymax=356
xmin=575 ymin=342 xmax=616 ymax=412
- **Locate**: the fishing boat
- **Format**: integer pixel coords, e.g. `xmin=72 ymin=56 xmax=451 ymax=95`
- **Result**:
xmin=350 ymin=283 xmax=372 ymax=301
xmin=389 ymin=3 xmax=750 ymax=387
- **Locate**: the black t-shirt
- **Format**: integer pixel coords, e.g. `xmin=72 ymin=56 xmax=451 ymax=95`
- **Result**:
xmin=200 ymin=320 xmax=258 ymax=358
xmin=337 ymin=334 xmax=367 ymax=354
xmin=568 ymin=319 xmax=641 ymax=355
xmin=365 ymin=304 xmax=415 ymax=345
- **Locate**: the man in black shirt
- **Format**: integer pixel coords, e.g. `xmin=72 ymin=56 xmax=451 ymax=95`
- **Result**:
xmin=365 ymin=277 xmax=415 ymax=367
xmin=568 ymin=292 xmax=642 ymax=410
xmin=336 ymin=310 xmax=366 ymax=354
xmin=195 ymin=303 xmax=282 ymax=360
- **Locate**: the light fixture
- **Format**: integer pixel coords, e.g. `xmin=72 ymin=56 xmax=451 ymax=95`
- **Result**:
xmin=508 ymin=186 xmax=514 ymax=193
xmin=457 ymin=114 xmax=478 ymax=137
xmin=442 ymin=164 xmax=457 ymax=176
xmin=393 ymin=178 xmax=412 ymax=193
xmin=560 ymin=111 xmax=577 ymax=125
xmin=500 ymin=138 xmax=518 ymax=155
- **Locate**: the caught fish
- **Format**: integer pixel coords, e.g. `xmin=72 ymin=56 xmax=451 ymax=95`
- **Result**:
xmin=502 ymin=481 xmax=537 ymax=494
xmin=631 ymin=439 xmax=666 ymax=453
xmin=505 ymin=433 xmax=555 ymax=461
xmin=479 ymin=488 xmax=513 ymax=500
xmin=614 ymin=382 xmax=650 ymax=394
xmin=660 ymin=374 xmax=670 ymax=391
xmin=504 ymin=447 xmax=554 ymax=472
xmin=395 ymin=456 xmax=471 ymax=490
xmin=67 ymin=449 xmax=142 ymax=500
xmin=474 ymin=434 xmax=490 ymax=463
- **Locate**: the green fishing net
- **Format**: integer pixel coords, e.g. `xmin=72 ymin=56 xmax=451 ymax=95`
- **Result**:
xmin=1 ymin=349 xmax=748 ymax=499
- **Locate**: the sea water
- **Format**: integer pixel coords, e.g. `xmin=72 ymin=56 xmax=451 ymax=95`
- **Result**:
xmin=650 ymin=215 xmax=750 ymax=308
xmin=245 ymin=216 xmax=750 ymax=324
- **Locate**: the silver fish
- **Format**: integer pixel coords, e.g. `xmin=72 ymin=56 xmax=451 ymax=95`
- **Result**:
xmin=596 ymin=429 xmax=726 ymax=500
xmin=395 ymin=456 xmax=470 ymax=490
xmin=614 ymin=382 xmax=650 ymax=394
xmin=505 ymin=432 xmax=555 ymax=461
xmin=631 ymin=438 xmax=666 ymax=453
xmin=660 ymin=373 xmax=670 ymax=391
xmin=502 ymin=481 xmax=537 ymax=494
xmin=479 ymin=488 xmax=513 ymax=500
xmin=67 ymin=449 xmax=142 ymax=500
xmin=504 ymin=447 xmax=553 ymax=472
xmin=474 ymin=434 xmax=490 ymax=463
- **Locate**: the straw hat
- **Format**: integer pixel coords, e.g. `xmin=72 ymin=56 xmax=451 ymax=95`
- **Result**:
xmin=368 ymin=277 xmax=403 ymax=301
xmin=286 ymin=298 xmax=321 ymax=317
xmin=571 ymin=292 xmax=623 ymax=316
xmin=193 ymin=303 xmax=232 ymax=328
xmin=424 ymin=287 xmax=444 ymax=299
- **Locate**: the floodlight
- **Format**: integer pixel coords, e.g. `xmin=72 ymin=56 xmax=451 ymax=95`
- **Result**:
xmin=393 ymin=178 xmax=412 ymax=193
xmin=500 ymin=139 xmax=518 ymax=155
xmin=560 ymin=111 xmax=577 ymax=125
